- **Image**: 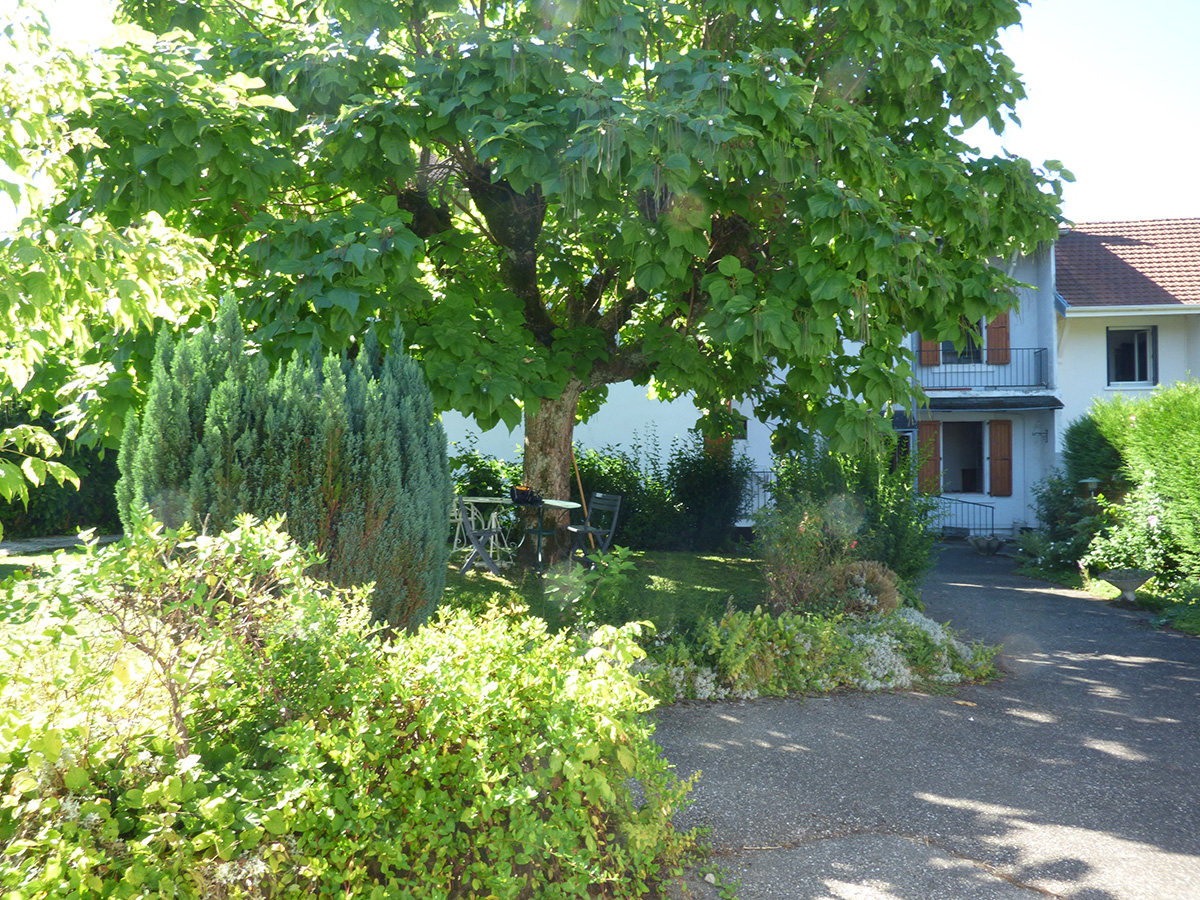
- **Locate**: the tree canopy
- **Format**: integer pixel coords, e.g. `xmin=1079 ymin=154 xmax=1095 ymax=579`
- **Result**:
xmin=2 ymin=0 xmax=1069 ymax=503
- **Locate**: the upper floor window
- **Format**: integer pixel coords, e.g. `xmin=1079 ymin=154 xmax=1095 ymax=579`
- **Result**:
xmin=1107 ymin=327 xmax=1157 ymax=386
xmin=940 ymin=319 xmax=983 ymax=365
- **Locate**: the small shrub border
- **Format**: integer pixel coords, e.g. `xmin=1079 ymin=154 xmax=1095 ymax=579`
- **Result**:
xmin=635 ymin=605 xmax=996 ymax=703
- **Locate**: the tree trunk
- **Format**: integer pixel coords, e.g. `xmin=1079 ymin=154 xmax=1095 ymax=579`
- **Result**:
xmin=520 ymin=379 xmax=584 ymax=569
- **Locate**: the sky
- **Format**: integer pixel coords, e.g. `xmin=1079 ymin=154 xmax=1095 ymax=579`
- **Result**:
xmin=18 ymin=0 xmax=1200 ymax=226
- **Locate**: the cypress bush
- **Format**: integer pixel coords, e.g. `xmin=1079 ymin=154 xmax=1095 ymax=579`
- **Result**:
xmin=117 ymin=302 xmax=451 ymax=628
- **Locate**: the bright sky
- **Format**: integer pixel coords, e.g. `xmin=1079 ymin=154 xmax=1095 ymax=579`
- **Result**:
xmin=23 ymin=0 xmax=1200 ymax=227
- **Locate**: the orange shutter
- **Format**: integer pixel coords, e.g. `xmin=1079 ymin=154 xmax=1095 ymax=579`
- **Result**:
xmin=986 ymin=312 xmax=1011 ymax=365
xmin=918 ymin=337 xmax=941 ymax=367
xmin=917 ymin=421 xmax=941 ymax=494
xmin=989 ymin=419 xmax=1013 ymax=497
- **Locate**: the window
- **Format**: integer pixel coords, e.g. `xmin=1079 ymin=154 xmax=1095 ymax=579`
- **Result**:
xmin=1107 ymin=327 xmax=1157 ymax=385
xmin=917 ymin=311 xmax=1010 ymax=367
xmin=939 ymin=318 xmax=983 ymax=364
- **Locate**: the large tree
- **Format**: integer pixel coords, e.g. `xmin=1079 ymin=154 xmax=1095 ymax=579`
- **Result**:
xmin=4 ymin=0 xmax=1068 ymax=513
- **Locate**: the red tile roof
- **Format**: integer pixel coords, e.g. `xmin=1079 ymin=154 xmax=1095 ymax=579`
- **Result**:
xmin=1056 ymin=218 xmax=1200 ymax=308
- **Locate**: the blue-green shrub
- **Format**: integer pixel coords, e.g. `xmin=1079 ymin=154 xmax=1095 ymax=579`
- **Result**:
xmin=117 ymin=302 xmax=451 ymax=629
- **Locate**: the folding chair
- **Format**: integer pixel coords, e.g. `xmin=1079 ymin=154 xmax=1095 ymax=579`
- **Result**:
xmin=567 ymin=492 xmax=621 ymax=566
xmin=457 ymin=497 xmax=502 ymax=575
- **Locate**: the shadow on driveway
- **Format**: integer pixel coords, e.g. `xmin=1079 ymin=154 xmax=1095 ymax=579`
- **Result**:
xmin=654 ymin=544 xmax=1200 ymax=900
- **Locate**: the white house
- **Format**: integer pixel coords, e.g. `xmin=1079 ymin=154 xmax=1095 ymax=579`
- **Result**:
xmin=1054 ymin=218 xmax=1200 ymax=434
xmin=896 ymin=247 xmax=1062 ymax=536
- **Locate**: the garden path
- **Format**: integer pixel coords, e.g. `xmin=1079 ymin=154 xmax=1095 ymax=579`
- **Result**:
xmin=654 ymin=542 xmax=1200 ymax=900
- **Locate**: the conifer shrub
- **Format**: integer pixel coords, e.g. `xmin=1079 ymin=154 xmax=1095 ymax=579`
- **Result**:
xmin=117 ymin=302 xmax=451 ymax=629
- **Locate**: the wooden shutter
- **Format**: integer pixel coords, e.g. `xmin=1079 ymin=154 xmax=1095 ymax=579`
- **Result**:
xmin=917 ymin=421 xmax=941 ymax=494
xmin=918 ymin=337 xmax=941 ymax=367
xmin=986 ymin=312 xmax=1011 ymax=365
xmin=988 ymin=419 xmax=1013 ymax=497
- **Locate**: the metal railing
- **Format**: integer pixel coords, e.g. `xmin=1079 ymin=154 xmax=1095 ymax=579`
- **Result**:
xmin=739 ymin=470 xmax=776 ymax=520
xmin=917 ymin=347 xmax=1048 ymax=390
xmin=929 ymin=496 xmax=996 ymax=537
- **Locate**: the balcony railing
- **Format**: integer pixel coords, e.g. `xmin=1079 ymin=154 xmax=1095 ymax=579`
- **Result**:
xmin=917 ymin=347 xmax=1048 ymax=390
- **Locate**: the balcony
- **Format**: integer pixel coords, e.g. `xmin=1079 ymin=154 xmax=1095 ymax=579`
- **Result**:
xmin=917 ymin=347 xmax=1049 ymax=391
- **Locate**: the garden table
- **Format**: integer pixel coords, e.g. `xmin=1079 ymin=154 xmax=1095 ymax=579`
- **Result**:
xmin=513 ymin=497 xmax=581 ymax=573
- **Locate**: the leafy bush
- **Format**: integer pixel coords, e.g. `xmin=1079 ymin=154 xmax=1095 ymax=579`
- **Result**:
xmin=637 ymin=605 xmax=995 ymax=703
xmin=755 ymin=500 xmax=857 ymax=614
xmin=117 ymin=302 xmax=451 ymax=629
xmin=1 ymin=519 xmax=695 ymax=898
xmin=666 ymin=434 xmax=754 ymax=552
xmin=450 ymin=436 xmax=522 ymax=498
xmin=0 ymin=408 xmax=120 ymax=538
xmin=1061 ymin=408 xmax=1131 ymax=499
xmin=1029 ymin=471 xmax=1101 ymax=571
xmin=1081 ymin=477 xmax=1184 ymax=585
xmin=771 ymin=436 xmax=939 ymax=582
xmin=572 ymin=438 xmax=687 ymax=551
xmin=1120 ymin=381 xmax=1200 ymax=576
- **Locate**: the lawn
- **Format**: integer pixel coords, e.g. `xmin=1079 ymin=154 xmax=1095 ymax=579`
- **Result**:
xmin=444 ymin=550 xmax=766 ymax=636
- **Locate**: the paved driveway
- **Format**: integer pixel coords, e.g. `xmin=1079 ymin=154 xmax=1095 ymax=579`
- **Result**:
xmin=653 ymin=544 xmax=1200 ymax=900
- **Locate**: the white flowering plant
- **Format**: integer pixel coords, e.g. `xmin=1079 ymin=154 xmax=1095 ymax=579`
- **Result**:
xmin=1081 ymin=478 xmax=1182 ymax=584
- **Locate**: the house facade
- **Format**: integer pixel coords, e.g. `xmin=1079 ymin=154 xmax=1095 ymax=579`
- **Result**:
xmin=1054 ymin=218 xmax=1200 ymax=437
xmin=897 ymin=247 xmax=1062 ymax=535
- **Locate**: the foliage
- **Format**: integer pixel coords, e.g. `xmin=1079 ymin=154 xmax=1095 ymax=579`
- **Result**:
xmin=1 ymin=518 xmax=696 ymax=898
xmin=6 ymin=0 xmax=1067 ymax=513
xmin=571 ymin=436 xmax=686 ymax=552
xmin=543 ymin=545 xmax=641 ymax=629
xmin=0 ymin=424 xmax=79 ymax=542
xmin=1028 ymin=471 xmax=1101 ymax=571
xmin=0 ymin=408 xmax=121 ymax=539
xmin=1080 ymin=478 xmax=1184 ymax=585
xmin=116 ymin=302 xmax=451 ymax=629
xmin=756 ymin=500 xmax=858 ymax=615
xmin=666 ymin=434 xmax=755 ymax=552
xmin=449 ymin=436 xmax=523 ymax=498
xmin=638 ymin=605 xmax=995 ymax=703
xmin=1061 ymin=408 xmax=1131 ymax=499
xmin=1119 ymin=381 xmax=1200 ymax=575
xmin=771 ymin=437 xmax=940 ymax=581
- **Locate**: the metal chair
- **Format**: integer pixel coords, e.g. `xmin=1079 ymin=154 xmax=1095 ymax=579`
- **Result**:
xmin=457 ymin=497 xmax=502 ymax=575
xmin=567 ymin=492 xmax=621 ymax=566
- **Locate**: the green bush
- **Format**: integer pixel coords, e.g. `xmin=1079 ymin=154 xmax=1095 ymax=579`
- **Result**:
xmin=0 ymin=408 xmax=121 ymax=538
xmin=450 ymin=436 xmax=522 ymax=498
xmin=1028 ymin=470 xmax=1101 ymax=571
xmin=117 ymin=302 xmax=451 ymax=629
xmin=770 ymin=437 xmax=939 ymax=582
xmin=666 ymin=434 xmax=754 ymax=552
xmin=571 ymin=438 xmax=687 ymax=551
xmin=1081 ymin=477 xmax=1185 ymax=585
xmin=1 ymin=519 xmax=695 ymax=898
xmin=1120 ymin=381 xmax=1200 ymax=576
xmin=1062 ymin=410 xmax=1131 ymax=499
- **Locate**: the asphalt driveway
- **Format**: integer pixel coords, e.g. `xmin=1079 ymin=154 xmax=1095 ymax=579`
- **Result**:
xmin=654 ymin=543 xmax=1200 ymax=900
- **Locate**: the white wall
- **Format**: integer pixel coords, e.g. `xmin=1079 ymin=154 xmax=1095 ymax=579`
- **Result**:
xmin=1056 ymin=310 xmax=1200 ymax=446
xmin=440 ymin=382 xmax=767 ymax=465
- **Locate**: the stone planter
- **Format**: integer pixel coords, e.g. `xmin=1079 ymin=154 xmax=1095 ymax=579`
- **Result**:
xmin=967 ymin=534 xmax=1005 ymax=555
xmin=1098 ymin=568 xmax=1154 ymax=603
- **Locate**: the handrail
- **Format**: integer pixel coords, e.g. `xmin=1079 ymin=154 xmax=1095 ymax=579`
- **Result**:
xmin=917 ymin=347 xmax=1048 ymax=390
xmin=930 ymin=496 xmax=996 ymax=536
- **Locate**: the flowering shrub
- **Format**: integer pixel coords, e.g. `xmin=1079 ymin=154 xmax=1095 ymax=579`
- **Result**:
xmin=1081 ymin=478 xmax=1183 ymax=584
xmin=755 ymin=500 xmax=859 ymax=614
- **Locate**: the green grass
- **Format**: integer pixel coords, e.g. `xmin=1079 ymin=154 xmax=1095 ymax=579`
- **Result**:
xmin=0 ymin=550 xmax=64 ymax=583
xmin=444 ymin=550 xmax=766 ymax=636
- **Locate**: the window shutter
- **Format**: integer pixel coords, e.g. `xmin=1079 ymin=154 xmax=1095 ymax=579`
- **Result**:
xmin=918 ymin=337 xmax=941 ymax=367
xmin=989 ymin=419 xmax=1013 ymax=497
xmin=917 ymin=421 xmax=941 ymax=494
xmin=986 ymin=312 xmax=1011 ymax=365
